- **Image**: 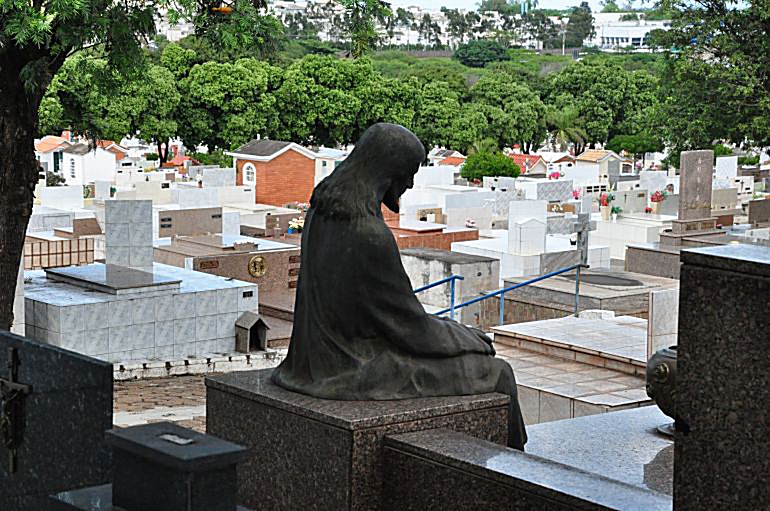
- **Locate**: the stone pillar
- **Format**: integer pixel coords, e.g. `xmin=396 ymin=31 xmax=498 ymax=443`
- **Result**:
xmin=675 ymin=245 xmax=770 ymax=508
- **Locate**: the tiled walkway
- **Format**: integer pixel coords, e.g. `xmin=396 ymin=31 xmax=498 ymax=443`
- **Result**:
xmin=494 ymin=315 xmax=648 ymax=366
xmin=114 ymin=375 xmax=208 ymax=432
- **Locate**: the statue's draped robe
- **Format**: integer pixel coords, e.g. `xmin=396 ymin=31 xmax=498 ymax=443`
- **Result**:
xmin=273 ymin=208 xmax=512 ymax=400
xmin=272 ymin=122 xmax=526 ymax=449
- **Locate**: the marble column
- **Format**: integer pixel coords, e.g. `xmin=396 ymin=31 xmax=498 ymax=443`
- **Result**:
xmin=675 ymin=244 xmax=770 ymax=508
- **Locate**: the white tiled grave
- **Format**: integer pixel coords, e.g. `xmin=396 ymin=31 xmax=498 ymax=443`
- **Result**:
xmin=24 ymin=262 xmax=258 ymax=363
xmin=493 ymin=314 xmax=653 ymax=425
xmin=493 ymin=314 xmax=649 ymax=375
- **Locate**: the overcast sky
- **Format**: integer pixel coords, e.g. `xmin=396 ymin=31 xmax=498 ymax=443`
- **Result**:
xmin=387 ymin=0 xmax=608 ymax=12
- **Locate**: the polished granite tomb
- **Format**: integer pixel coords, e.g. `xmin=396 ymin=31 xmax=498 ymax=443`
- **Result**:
xmin=206 ymin=368 xmax=509 ymax=511
xmin=675 ymin=244 xmax=770 ymax=509
xmin=384 ymin=406 xmax=672 ymax=510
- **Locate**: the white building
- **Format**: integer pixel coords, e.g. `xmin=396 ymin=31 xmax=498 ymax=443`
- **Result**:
xmin=58 ymin=142 xmax=127 ymax=186
xmin=587 ymin=14 xmax=670 ymax=50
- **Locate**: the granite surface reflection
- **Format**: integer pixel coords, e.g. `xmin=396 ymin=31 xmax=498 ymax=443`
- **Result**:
xmin=526 ymin=406 xmax=674 ymax=496
xmin=46 ymin=263 xmax=181 ymax=291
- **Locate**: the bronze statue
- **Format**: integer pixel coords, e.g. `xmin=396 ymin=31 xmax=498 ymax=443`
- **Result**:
xmin=271 ymin=123 xmax=527 ymax=449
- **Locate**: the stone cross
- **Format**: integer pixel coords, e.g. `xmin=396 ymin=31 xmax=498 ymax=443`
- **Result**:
xmin=678 ymin=150 xmax=714 ymax=221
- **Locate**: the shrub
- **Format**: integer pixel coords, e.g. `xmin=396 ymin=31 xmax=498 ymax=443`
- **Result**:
xmin=460 ymin=151 xmax=521 ymax=182
xmin=453 ymin=40 xmax=510 ymax=68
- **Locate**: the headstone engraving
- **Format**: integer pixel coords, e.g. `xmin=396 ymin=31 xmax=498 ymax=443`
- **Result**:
xmin=678 ymin=150 xmax=713 ymax=221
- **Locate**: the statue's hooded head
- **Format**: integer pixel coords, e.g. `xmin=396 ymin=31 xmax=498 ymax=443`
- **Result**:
xmin=310 ymin=123 xmax=426 ymax=219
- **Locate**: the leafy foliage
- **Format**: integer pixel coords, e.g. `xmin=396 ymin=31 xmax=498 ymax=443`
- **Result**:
xmin=453 ymin=40 xmax=510 ymax=68
xmin=460 ymin=151 xmax=521 ymax=182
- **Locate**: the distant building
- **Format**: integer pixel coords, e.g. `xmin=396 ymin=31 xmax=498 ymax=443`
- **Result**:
xmin=226 ymin=140 xmax=347 ymax=206
xmin=508 ymin=154 xmax=548 ymax=175
xmin=587 ymin=14 xmax=670 ymax=50
xmin=36 ymin=135 xmax=127 ymax=186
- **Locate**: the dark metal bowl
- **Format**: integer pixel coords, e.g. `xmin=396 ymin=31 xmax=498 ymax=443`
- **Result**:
xmin=646 ymin=346 xmax=677 ymax=421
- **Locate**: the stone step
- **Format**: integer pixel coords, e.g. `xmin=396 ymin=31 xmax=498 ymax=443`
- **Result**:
xmin=496 ymin=345 xmax=651 ymax=426
xmin=259 ymin=302 xmax=294 ymax=322
xmin=493 ymin=315 xmax=648 ymax=377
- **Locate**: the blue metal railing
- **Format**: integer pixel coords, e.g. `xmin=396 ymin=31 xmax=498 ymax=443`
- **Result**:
xmin=414 ymin=275 xmax=464 ymax=320
xmin=433 ymin=264 xmax=587 ymax=325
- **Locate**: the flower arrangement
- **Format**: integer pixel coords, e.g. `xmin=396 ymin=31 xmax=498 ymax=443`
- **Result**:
xmin=288 ymin=217 xmax=305 ymax=234
xmin=611 ymin=206 xmax=622 ymax=215
xmin=650 ymin=190 xmax=668 ymax=203
xmin=598 ymin=193 xmax=614 ymax=207
xmin=286 ymin=201 xmax=311 ymax=212
xmin=645 ymin=206 xmax=653 ymax=214
xmin=548 ymin=171 xmax=562 ymax=180
xmin=572 ymin=188 xmax=582 ymax=200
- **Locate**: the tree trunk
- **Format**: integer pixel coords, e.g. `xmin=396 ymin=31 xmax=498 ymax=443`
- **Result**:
xmin=0 ymin=62 xmax=46 ymax=331
xmin=157 ymin=140 xmax=169 ymax=164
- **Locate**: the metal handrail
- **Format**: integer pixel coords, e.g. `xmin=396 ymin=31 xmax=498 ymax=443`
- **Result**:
xmin=413 ymin=274 xmax=464 ymax=293
xmin=433 ymin=264 xmax=588 ymax=325
xmin=414 ymin=274 xmax=464 ymax=320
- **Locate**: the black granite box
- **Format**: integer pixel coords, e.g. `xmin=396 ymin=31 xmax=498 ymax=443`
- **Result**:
xmin=0 ymin=332 xmax=112 ymax=511
xmin=206 ymin=369 xmax=509 ymax=511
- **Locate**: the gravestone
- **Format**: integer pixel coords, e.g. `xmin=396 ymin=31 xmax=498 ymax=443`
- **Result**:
xmin=675 ymin=245 xmax=770 ymax=508
xmin=747 ymin=198 xmax=770 ymax=226
xmin=678 ymin=150 xmax=713 ymax=221
xmin=105 ymin=199 xmax=153 ymax=269
xmin=0 ymin=331 xmax=112 ymax=510
xmin=660 ymin=150 xmax=719 ymax=246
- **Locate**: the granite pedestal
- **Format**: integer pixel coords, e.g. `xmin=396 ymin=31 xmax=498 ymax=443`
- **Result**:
xmin=675 ymin=245 xmax=770 ymax=508
xmin=206 ymin=369 xmax=509 ymax=511
xmin=0 ymin=332 xmax=112 ymax=510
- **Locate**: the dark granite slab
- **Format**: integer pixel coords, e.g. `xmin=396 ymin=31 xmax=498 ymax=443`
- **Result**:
xmin=46 ymin=264 xmax=181 ymax=294
xmin=681 ymin=243 xmax=770 ymax=277
xmin=0 ymin=332 xmax=112 ymax=511
xmin=526 ymin=407 xmax=673 ymax=496
xmin=206 ymin=368 xmax=509 ymax=511
xmin=207 ymin=368 xmax=510 ymax=429
xmin=675 ymin=243 xmax=770 ymax=508
xmin=383 ymin=428 xmax=671 ymax=511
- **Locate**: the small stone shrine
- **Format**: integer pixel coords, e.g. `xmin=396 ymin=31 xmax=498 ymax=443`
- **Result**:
xmin=0 ymin=331 xmax=112 ymax=510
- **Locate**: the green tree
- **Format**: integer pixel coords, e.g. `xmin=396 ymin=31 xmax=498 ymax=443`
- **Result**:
xmin=606 ymin=133 xmax=663 ymax=169
xmin=545 ymin=105 xmax=588 ymax=153
xmin=564 ymin=1 xmax=595 ymax=48
xmin=453 ymin=40 xmax=511 ymax=68
xmin=339 ymin=0 xmax=391 ymax=57
xmin=548 ymin=57 xmax=658 ymax=146
xmin=0 ymin=0 xmax=277 ymax=329
xmin=469 ymin=73 xmax=547 ymax=152
xmin=460 ymin=151 xmax=521 ymax=182
xmin=601 ymin=1 xmax=621 ymax=13
xmin=413 ymin=81 xmax=461 ymax=148
xmin=178 ymin=58 xmax=282 ymax=150
xmin=112 ymin=66 xmax=182 ymax=163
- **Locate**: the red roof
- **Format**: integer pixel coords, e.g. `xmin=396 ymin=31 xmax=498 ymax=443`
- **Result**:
xmin=439 ymin=156 xmax=466 ymax=166
xmin=35 ymin=136 xmax=70 ymax=153
xmin=508 ymin=154 xmax=546 ymax=173
xmin=96 ymin=140 xmax=127 ymax=161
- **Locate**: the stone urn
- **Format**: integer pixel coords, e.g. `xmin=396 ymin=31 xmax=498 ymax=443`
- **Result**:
xmin=646 ymin=346 xmax=677 ymax=424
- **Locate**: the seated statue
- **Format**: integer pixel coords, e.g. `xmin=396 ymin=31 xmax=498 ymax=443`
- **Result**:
xmin=271 ymin=123 xmax=527 ymax=450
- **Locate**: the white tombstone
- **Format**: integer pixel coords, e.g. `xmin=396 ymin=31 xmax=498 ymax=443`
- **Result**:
xmin=507 ymin=200 xmax=547 ymax=255
xmin=105 ymin=200 xmax=153 ymax=269
xmin=715 ymin=156 xmax=738 ymax=189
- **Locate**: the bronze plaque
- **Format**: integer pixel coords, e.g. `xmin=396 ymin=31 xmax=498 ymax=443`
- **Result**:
xmin=199 ymin=260 xmax=219 ymax=270
xmin=248 ymin=255 xmax=267 ymax=277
